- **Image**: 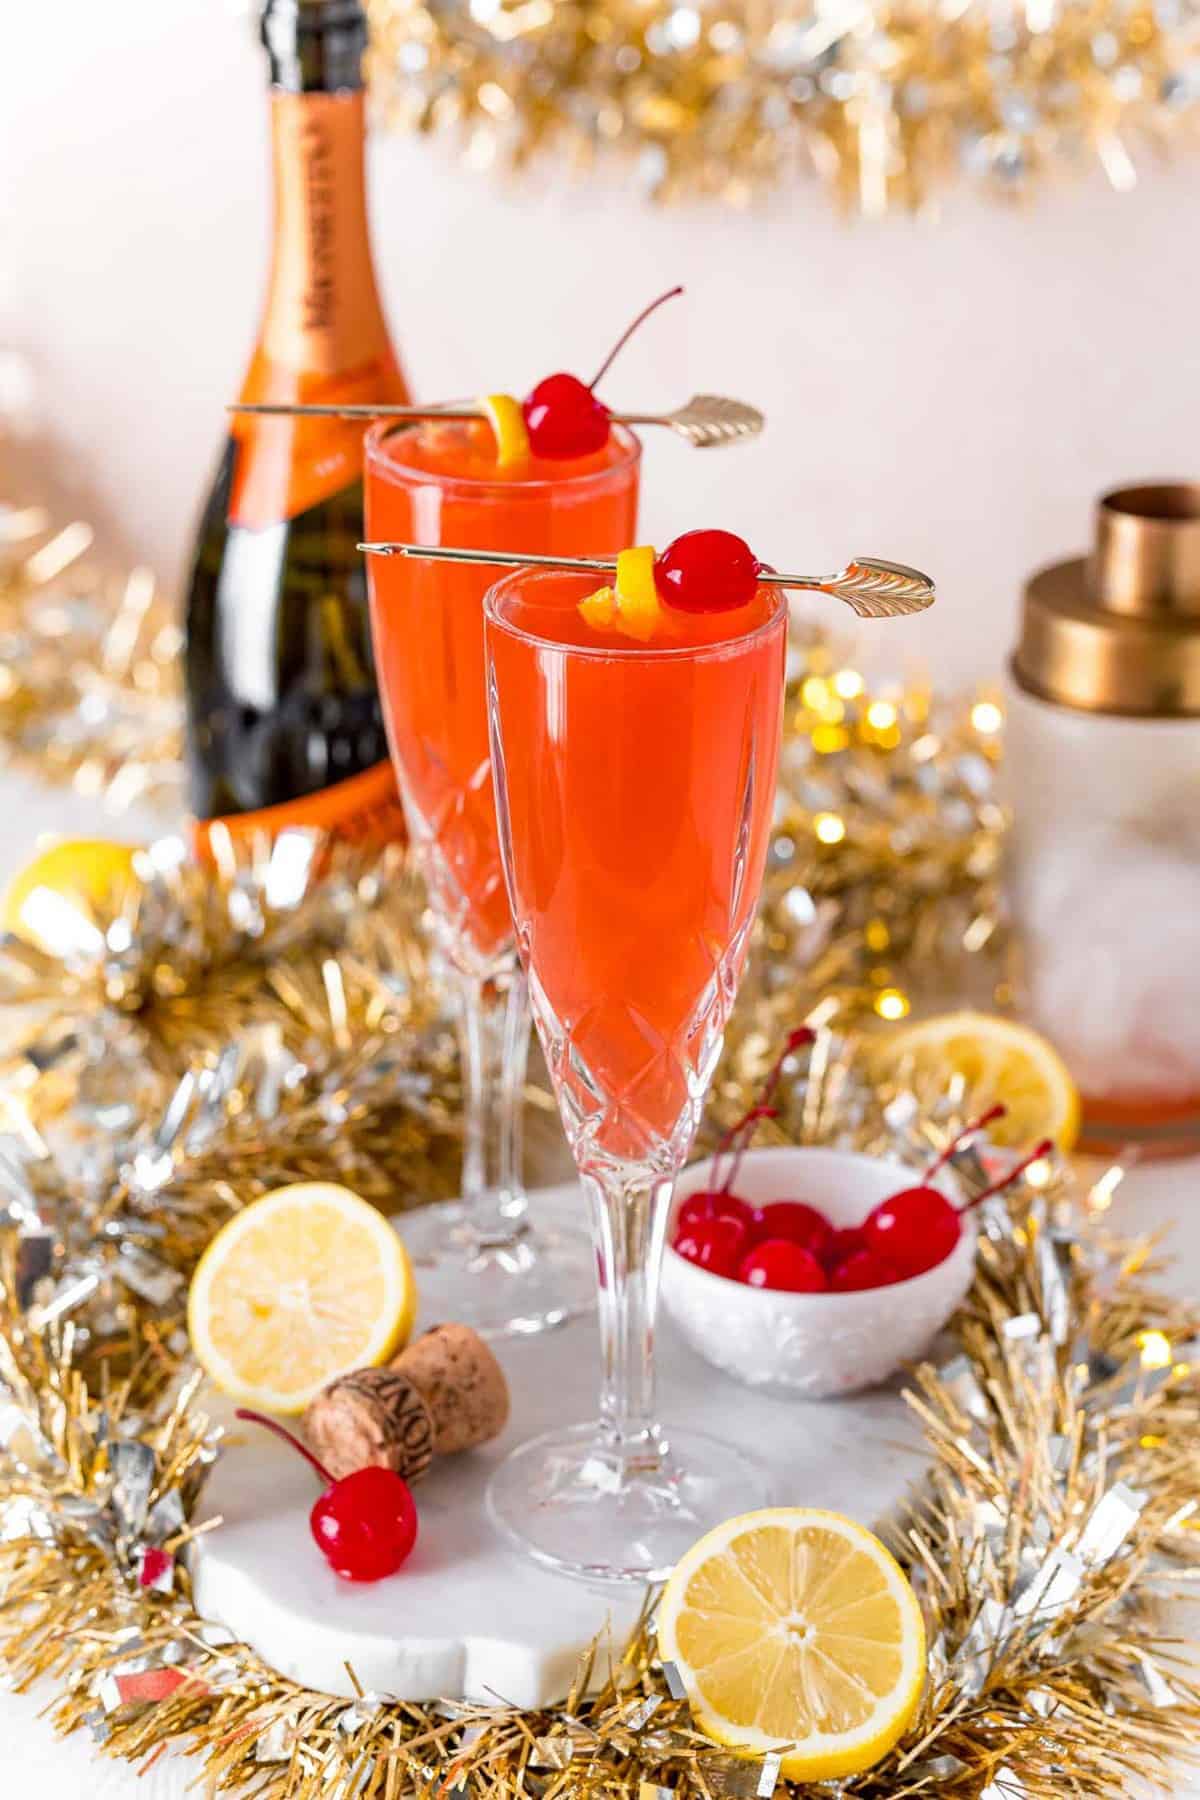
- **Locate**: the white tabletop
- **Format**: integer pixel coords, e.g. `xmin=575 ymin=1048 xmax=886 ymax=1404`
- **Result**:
xmin=0 ymin=771 xmax=1196 ymax=1796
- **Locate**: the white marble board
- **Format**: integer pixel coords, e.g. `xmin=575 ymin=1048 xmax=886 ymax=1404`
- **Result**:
xmin=191 ymin=1186 xmax=928 ymax=1709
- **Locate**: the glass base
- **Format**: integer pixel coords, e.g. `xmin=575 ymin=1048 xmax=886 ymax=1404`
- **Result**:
xmin=486 ymin=1421 xmax=775 ymax=1584
xmin=395 ymin=1202 xmax=595 ymax=1338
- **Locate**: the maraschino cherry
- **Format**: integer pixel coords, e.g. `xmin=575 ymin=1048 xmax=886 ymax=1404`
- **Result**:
xmin=739 ymin=1238 xmax=827 ymax=1293
xmin=654 ymin=529 xmax=762 ymax=615
xmin=675 ymin=1030 xmax=813 ymax=1225
xmin=828 ymin=1247 xmax=901 ymax=1292
xmin=823 ymin=1225 xmax=866 ymax=1270
xmin=673 ymin=1103 xmax=777 ymax=1276
xmin=753 ymin=1199 xmax=832 ymax=1261
xmin=673 ymin=1031 xmax=819 ymax=1287
xmin=673 ymin=1214 xmax=749 ymax=1279
xmin=236 ymin=1408 xmax=418 ymax=1583
xmin=522 ymin=286 xmax=683 ymax=459
xmin=862 ymin=1108 xmax=1054 ymax=1280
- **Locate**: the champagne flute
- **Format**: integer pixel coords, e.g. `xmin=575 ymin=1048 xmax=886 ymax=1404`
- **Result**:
xmin=482 ymin=564 xmax=787 ymax=1579
xmin=364 ymin=419 xmax=641 ymax=1336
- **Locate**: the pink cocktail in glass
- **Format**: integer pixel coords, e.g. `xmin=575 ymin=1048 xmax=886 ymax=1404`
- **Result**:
xmin=364 ymin=421 xmax=640 ymax=1336
xmin=484 ymin=565 xmax=787 ymax=1580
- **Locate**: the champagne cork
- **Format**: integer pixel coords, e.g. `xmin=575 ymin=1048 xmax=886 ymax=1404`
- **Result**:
xmin=394 ymin=1322 xmax=510 ymax=1456
xmin=304 ymin=1324 xmax=509 ymax=1483
xmin=305 ymin=1367 xmax=435 ymax=1484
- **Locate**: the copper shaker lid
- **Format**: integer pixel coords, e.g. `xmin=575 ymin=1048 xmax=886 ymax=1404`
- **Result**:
xmin=1013 ymin=483 xmax=1200 ymax=716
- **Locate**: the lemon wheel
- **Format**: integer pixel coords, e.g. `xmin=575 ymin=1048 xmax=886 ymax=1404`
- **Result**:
xmin=658 ymin=1507 xmax=925 ymax=1781
xmin=188 ymin=1182 xmax=417 ymax=1414
xmin=872 ymin=1011 xmax=1080 ymax=1151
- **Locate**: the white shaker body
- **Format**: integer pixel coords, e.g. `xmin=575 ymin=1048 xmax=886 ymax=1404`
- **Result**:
xmin=1002 ymin=671 xmax=1200 ymax=1147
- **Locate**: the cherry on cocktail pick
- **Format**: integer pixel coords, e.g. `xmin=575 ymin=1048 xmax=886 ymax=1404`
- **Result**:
xmin=358 ymin=537 xmax=936 ymax=623
xmin=236 ymin=1408 xmax=418 ymax=1583
xmin=654 ymin=529 xmax=763 ymax=614
xmin=862 ymin=1114 xmax=1055 ymax=1280
xmin=522 ymin=286 xmax=684 ymax=458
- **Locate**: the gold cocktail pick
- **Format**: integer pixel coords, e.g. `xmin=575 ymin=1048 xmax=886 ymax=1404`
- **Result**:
xmin=227 ymin=394 xmax=764 ymax=450
xmin=354 ymin=543 xmax=935 ymax=620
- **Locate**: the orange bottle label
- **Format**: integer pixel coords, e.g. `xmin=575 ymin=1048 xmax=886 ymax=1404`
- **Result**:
xmin=228 ymin=90 xmax=409 ymax=530
xmin=193 ymin=757 xmax=406 ymax=860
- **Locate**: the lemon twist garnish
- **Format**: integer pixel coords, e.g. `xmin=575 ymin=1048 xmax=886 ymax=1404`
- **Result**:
xmin=579 ymin=545 xmax=663 ymax=641
xmin=479 ymin=393 xmax=531 ymax=469
xmin=578 ymin=586 xmax=617 ymax=629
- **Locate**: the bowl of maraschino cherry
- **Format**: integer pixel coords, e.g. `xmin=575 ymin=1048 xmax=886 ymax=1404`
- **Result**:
xmin=662 ymin=1033 xmax=1051 ymax=1398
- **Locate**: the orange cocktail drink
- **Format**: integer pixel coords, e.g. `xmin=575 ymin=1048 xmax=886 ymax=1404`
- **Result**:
xmin=363 ymin=420 xmax=640 ymax=1340
xmin=484 ymin=565 xmax=787 ymax=1582
xmin=487 ymin=569 xmax=784 ymax=1165
xmin=365 ymin=421 xmax=640 ymax=968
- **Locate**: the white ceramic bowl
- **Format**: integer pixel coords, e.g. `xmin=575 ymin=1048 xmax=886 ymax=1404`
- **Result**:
xmin=661 ymin=1146 xmax=976 ymax=1398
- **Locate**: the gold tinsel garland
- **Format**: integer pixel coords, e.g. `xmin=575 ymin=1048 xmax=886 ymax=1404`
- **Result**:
xmin=0 ymin=485 xmax=182 ymax=811
xmin=2 ymin=428 xmax=1195 ymax=1795
xmin=368 ymin=0 xmax=1200 ymax=212
xmin=1 ymin=1033 xmax=1199 ymax=1800
xmin=0 ymin=835 xmax=470 ymax=1268
xmin=715 ymin=621 xmax=1011 ymax=1125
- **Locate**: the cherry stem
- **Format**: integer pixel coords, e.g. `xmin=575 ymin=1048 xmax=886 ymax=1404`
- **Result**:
xmin=960 ymin=1138 xmax=1055 ymax=1213
xmin=235 ymin=1407 xmax=334 ymax=1490
xmin=588 ymin=285 xmax=685 ymax=391
xmin=721 ymin=1105 xmax=779 ymax=1196
xmin=925 ymin=1102 xmax=1007 ymax=1176
xmin=713 ymin=1027 xmax=813 ymax=1191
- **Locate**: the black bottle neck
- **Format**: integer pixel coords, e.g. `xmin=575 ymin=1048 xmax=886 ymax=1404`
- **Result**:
xmin=261 ymin=0 xmax=367 ymax=94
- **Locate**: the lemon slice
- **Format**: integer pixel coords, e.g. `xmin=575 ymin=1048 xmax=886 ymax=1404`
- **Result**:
xmin=579 ymin=546 xmax=663 ymax=640
xmin=2 ymin=838 xmax=140 ymax=954
xmin=659 ymin=1508 xmax=925 ymax=1781
xmin=188 ymin=1183 xmax=417 ymax=1414
xmin=873 ymin=1011 xmax=1080 ymax=1151
xmin=479 ymin=393 xmax=531 ymax=468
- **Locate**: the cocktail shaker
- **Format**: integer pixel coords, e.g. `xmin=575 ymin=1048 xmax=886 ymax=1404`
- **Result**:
xmin=1005 ymin=483 xmax=1200 ymax=1155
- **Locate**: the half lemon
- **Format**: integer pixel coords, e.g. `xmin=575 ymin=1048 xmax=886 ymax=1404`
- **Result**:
xmin=658 ymin=1507 xmax=926 ymax=1781
xmin=873 ymin=1011 xmax=1080 ymax=1151
xmin=2 ymin=837 xmax=140 ymax=954
xmin=188 ymin=1182 xmax=417 ymax=1414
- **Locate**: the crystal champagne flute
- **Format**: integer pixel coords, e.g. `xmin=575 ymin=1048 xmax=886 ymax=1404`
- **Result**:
xmin=482 ymin=563 xmax=787 ymax=1578
xmin=364 ymin=420 xmax=641 ymax=1336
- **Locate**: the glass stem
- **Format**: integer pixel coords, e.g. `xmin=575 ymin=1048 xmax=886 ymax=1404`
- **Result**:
xmin=584 ymin=1167 xmax=675 ymax=1468
xmin=454 ymin=962 xmax=529 ymax=1244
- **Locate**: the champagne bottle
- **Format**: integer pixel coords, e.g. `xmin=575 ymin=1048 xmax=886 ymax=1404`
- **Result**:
xmin=184 ymin=0 xmax=409 ymax=846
